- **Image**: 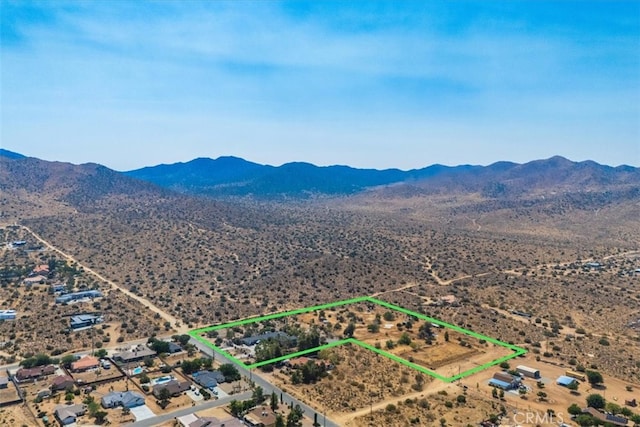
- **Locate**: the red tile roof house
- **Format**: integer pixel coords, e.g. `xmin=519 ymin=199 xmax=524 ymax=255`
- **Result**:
xmin=32 ymin=264 xmax=50 ymax=275
xmin=71 ymin=356 xmax=100 ymax=373
xmin=51 ymin=375 xmax=75 ymax=391
xmin=15 ymin=365 xmax=56 ymax=382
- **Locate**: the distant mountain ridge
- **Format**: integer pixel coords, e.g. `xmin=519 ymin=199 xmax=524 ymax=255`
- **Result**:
xmin=123 ymin=157 xmax=484 ymax=198
xmin=2 ymin=150 xmax=638 ymax=200
xmin=0 ymin=149 xmax=26 ymax=159
xmin=123 ymin=155 xmax=639 ymax=199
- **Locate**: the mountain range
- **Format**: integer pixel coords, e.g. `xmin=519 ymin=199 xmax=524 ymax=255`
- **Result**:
xmin=124 ymin=154 xmax=639 ymax=199
xmin=1 ymin=148 xmax=639 ymax=200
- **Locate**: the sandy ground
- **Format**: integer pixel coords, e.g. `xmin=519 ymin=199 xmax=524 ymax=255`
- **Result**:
xmin=457 ymin=353 xmax=640 ymax=426
xmin=0 ymin=404 xmax=39 ymax=427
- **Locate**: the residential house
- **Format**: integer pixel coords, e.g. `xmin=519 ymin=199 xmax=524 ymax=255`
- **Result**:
xmin=168 ymin=342 xmax=183 ymax=354
xmin=100 ymin=391 xmax=145 ymax=409
xmin=33 ymin=264 xmax=50 ymax=276
xmin=582 ymin=407 xmax=628 ymax=426
xmin=56 ymin=290 xmax=103 ymax=304
xmin=113 ymin=346 xmax=157 ymax=364
xmin=244 ymin=406 xmax=277 ymax=427
xmin=15 ymin=365 xmax=56 ymax=382
xmin=24 ymin=275 xmax=47 ymax=286
xmin=176 ymin=414 xmax=244 ymax=427
xmin=51 ymin=375 xmax=75 ymax=391
xmin=192 ymin=370 xmax=225 ymax=390
xmin=152 ymin=380 xmax=191 ymax=398
xmin=51 ymin=284 xmax=67 ymax=294
xmin=70 ymin=314 xmax=103 ymax=330
xmin=240 ymin=331 xmax=297 ymax=347
xmin=71 ymin=356 xmax=100 ymax=372
xmin=54 ymin=403 xmax=87 ymax=426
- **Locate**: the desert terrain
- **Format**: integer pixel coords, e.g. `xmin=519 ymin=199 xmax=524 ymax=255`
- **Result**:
xmin=0 ymin=155 xmax=639 ymax=425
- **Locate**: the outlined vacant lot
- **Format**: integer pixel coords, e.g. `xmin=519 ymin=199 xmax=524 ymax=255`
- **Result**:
xmin=189 ymin=296 xmax=526 ymax=382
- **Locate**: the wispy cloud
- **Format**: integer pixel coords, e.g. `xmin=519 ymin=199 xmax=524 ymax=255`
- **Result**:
xmin=2 ymin=1 xmax=639 ymax=168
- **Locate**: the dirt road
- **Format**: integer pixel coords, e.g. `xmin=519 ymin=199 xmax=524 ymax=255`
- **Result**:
xmin=19 ymin=225 xmax=188 ymax=334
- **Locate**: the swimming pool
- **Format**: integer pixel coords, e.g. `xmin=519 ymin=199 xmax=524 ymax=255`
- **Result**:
xmin=151 ymin=375 xmax=174 ymax=386
xmin=131 ymin=367 xmax=144 ymax=375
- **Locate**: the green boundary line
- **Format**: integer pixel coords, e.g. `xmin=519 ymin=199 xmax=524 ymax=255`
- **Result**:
xmin=189 ymin=296 xmax=526 ymax=383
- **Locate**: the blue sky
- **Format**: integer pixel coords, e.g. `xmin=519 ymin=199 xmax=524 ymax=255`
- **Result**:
xmin=1 ymin=1 xmax=639 ymax=170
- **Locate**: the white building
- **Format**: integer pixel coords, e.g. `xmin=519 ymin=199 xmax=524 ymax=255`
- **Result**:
xmin=0 ymin=310 xmax=16 ymax=320
xmin=516 ymin=365 xmax=541 ymax=379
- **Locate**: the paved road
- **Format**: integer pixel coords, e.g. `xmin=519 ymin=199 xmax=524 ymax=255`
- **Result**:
xmin=191 ymin=338 xmax=339 ymax=427
xmin=127 ymin=390 xmax=252 ymax=427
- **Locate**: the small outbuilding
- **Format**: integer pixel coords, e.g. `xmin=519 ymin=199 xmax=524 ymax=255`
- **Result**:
xmin=37 ymin=389 xmax=52 ymax=399
xmin=556 ymin=375 xmax=578 ymax=387
xmin=516 ymin=365 xmax=541 ymax=379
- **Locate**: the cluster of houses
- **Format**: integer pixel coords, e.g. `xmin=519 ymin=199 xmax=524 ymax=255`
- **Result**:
xmin=5 ymin=339 xmax=189 ymax=425
xmin=50 ymin=390 xmax=148 ymax=425
xmin=22 ymin=264 xmax=50 ymax=286
xmin=488 ymin=365 xmax=541 ymax=391
xmin=486 ymin=364 xmax=632 ymax=427
xmin=15 ymin=262 xmax=106 ymax=305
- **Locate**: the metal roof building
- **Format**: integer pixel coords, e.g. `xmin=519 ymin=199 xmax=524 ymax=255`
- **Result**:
xmin=56 ymin=290 xmax=103 ymax=304
xmin=488 ymin=379 xmax=513 ymax=390
xmin=516 ymin=365 xmax=541 ymax=379
xmin=556 ymin=375 xmax=578 ymax=387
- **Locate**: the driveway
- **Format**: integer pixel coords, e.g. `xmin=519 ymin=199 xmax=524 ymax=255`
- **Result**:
xmin=130 ymin=405 xmax=155 ymax=421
